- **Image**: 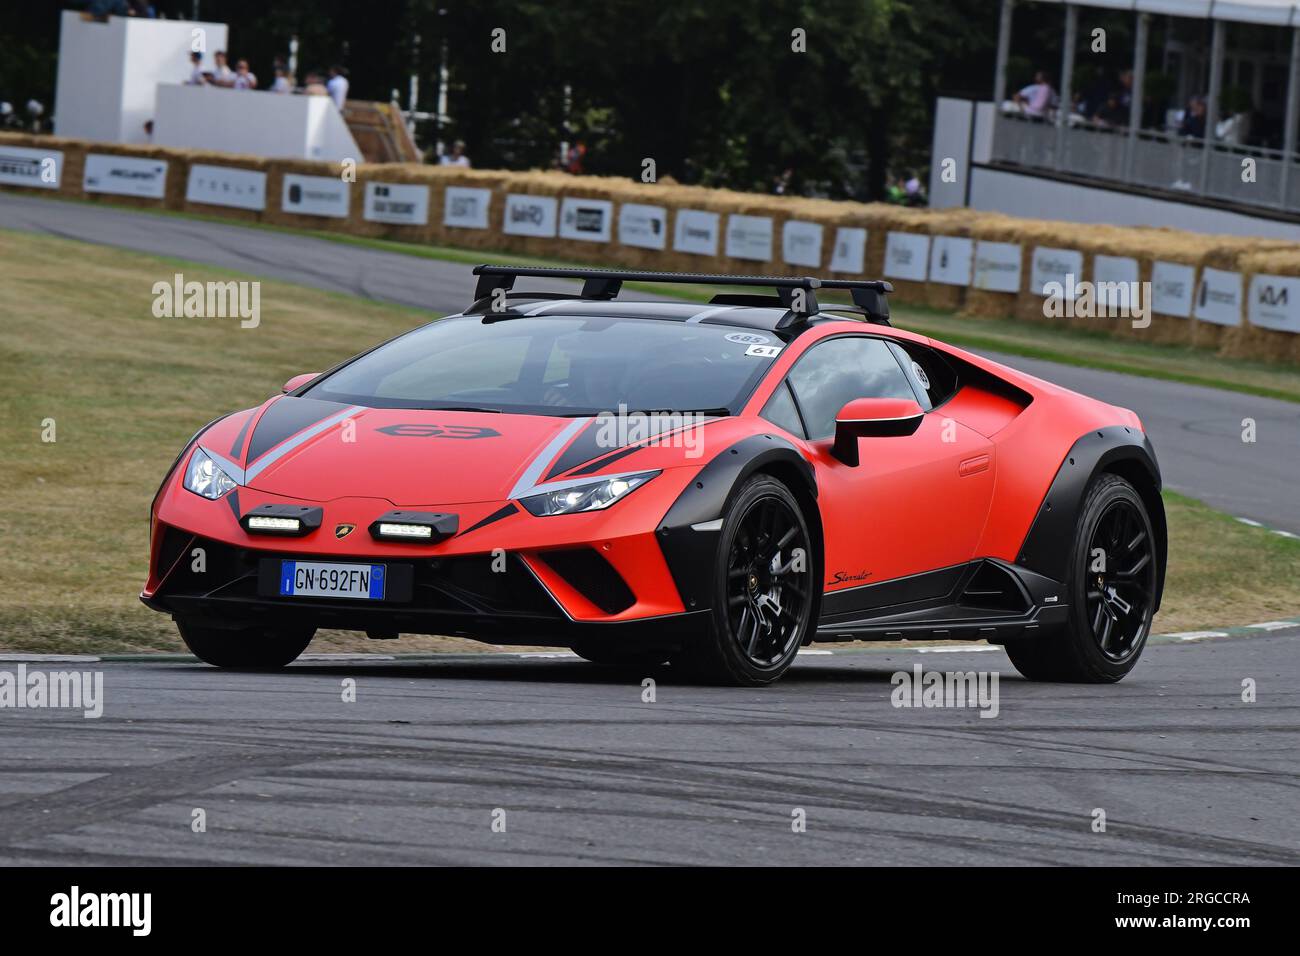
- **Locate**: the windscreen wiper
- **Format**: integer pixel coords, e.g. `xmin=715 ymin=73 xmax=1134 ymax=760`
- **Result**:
xmin=423 ymin=405 xmax=503 ymax=414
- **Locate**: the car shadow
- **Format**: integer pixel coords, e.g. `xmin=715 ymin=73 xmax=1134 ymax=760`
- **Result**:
xmin=181 ymin=655 xmax=926 ymax=687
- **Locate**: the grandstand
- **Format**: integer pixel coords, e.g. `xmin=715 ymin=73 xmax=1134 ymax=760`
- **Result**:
xmin=932 ymin=0 xmax=1300 ymax=239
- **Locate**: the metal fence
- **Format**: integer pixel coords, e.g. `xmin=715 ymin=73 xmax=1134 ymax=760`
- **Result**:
xmin=991 ymin=112 xmax=1300 ymax=214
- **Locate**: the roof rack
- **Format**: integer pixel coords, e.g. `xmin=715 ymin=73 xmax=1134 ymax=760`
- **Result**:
xmin=469 ymin=265 xmax=894 ymax=326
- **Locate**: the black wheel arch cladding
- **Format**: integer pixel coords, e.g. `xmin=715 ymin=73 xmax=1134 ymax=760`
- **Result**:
xmin=1018 ymin=425 xmax=1167 ymax=612
xmin=655 ymin=434 xmax=819 ymax=613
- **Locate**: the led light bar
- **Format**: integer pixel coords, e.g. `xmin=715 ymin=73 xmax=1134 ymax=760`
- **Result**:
xmin=248 ymin=516 xmax=302 ymax=533
xmin=368 ymin=510 xmax=459 ymax=543
xmin=377 ymin=522 xmax=433 ymax=539
xmin=240 ymin=503 xmax=323 ymax=537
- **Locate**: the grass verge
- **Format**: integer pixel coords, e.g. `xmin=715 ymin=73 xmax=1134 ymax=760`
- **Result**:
xmin=1 ymin=229 xmax=1296 ymax=654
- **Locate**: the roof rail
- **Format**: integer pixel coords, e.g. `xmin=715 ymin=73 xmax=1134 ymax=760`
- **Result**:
xmin=469 ymin=264 xmax=893 ymax=324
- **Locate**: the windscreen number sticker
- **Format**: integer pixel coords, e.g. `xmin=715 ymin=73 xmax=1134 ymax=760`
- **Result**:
xmin=746 ymin=344 xmax=782 ymax=358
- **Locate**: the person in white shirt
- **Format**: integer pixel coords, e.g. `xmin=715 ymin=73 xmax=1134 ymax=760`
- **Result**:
xmin=232 ymin=59 xmax=258 ymax=90
xmin=439 ymin=140 xmax=471 ymax=167
xmin=185 ymin=51 xmax=207 ymax=85
xmin=211 ymin=51 xmax=234 ymax=87
xmin=327 ymin=66 xmax=349 ymax=110
xmin=270 ymin=68 xmax=292 ymax=93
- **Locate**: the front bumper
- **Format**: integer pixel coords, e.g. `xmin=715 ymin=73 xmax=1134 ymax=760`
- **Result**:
xmin=141 ymin=531 xmax=709 ymax=646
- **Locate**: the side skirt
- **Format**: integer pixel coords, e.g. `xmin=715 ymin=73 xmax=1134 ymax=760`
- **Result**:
xmin=814 ymin=558 xmax=1068 ymax=644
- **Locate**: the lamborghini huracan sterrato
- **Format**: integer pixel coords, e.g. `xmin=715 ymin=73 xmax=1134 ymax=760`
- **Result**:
xmin=142 ymin=265 xmax=1166 ymax=686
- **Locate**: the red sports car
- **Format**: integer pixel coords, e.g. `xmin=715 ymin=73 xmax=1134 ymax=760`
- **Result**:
xmin=143 ymin=265 xmax=1165 ymax=685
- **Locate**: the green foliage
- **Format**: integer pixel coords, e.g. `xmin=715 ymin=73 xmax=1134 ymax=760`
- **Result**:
xmin=17 ymin=1 xmax=1002 ymax=198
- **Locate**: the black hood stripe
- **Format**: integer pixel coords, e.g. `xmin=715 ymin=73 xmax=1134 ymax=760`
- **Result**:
xmin=246 ymin=397 xmax=355 ymax=465
xmin=228 ymin=409 xmax=256 ymax=460
xmin=461 ymin=503 xmax=519 ymax=535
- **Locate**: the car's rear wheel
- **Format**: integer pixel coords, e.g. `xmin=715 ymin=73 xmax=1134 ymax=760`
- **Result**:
xmin=1005 ymin=473 xmax=1157 ymax=682
xmin=673 ymin=475 xmax=815 ymax=686
xmin=569 ymin=642 xmax=670 ymax=669
xmin=177 ymin=620 xmax=315 ymax=669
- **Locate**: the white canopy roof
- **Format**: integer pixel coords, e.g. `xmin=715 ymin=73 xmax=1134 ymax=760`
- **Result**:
xmin=1031 ymin=0 xmax=1300 ymax=26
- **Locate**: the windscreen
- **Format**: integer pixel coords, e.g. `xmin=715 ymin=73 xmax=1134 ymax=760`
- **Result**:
xmin=302 ymin=315 xmax=783 ymax=415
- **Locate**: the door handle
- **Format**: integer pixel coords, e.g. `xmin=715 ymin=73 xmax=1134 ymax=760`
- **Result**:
xmin=958 ymin=455 xmax=990 ymax=477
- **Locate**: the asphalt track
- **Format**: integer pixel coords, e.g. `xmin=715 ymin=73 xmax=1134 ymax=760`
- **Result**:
xmin=4 ymin=192 xmax=1298 ymax=533
xmin=2 ymin=193 xmax=1299 ymax=866
xmin=0 ymin=632 xmax=1297 ymax=865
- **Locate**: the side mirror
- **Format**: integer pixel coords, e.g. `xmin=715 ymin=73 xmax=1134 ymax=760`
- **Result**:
xmin=281 ymin=373 xmax=320 ymax=394
xmin=831 ymin=397 xmax=924 ymax=466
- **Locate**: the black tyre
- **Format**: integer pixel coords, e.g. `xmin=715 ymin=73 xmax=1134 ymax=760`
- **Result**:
xmin=177 ymin=620 xmax=315 ymax=669
xmin=1005 ymin=473 xmax=1157 ymax=682
xmin=672 ymin=475 xmax=816 ymax=686
xmin=569 ymin=642 xmax=670 ymax=669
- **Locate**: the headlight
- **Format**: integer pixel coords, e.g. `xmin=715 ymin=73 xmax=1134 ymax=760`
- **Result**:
xmin=183 ymin=447 xmax=238 ymax=499
xmin=520 ymin=471 xmax=659 ymax=516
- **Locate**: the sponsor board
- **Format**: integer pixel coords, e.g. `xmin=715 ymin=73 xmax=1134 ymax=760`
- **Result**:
xmin=884 ymin=232 xmax=930 ymax=282
xmin=928 ymin=236 xmax=973 ymax=286
xmin=186 ymin=163 xmax=267 ymax=211
xmin=0 ymin=145 xmax=62 ymax=190
xmin=503 ymin=193 xmax=558 ymax=237
xmin=363 ymin=182 xmax=430 ymax=225
xmin=1195 ymin=267 xmax=1243 ymax=326
xmin=1151 ymin=261 xmax=1196 ymax=318
xmin=443 ymin=186 xmax=491 ymax=229
xmin=83 ymin=154 xmax=167 ymax=199
xmin=618 ymin=203 xmax=667 ymax=250
xmin=829 ymin=227 xmax=868 ymax=273
xmin=782 ymin=220 xmax=824 ymax=267
xmin=1248 ymin=273 xmax=1300 ymax=334
xmin=972 ymin=241 xmax=1022 ymax=292
xmin=559 ymin=197 xmax=613 ymax=243
xmin=1093 ymin=254 xmax=1140 ymax=310
xmin=725 ymin=214 xmax=774 ymax=261
xmin=282 ymin=173 xmax=350 ymax=218
xmin=674 ymin=209 xmax=720 ymax=257
xmin=1031 ymin=246 xmax=1084 ymax=296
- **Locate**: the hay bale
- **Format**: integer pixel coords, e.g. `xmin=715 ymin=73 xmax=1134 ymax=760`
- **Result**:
xmin=1232 ymin=246 xmax=1300 ymax=363
xmin=0 ymin=132 xmax=86 ymax=200
xmin=174 ymin=147 xmax=275 ymax=223
xmin=73 ymin=140 xmax=177 ymax=211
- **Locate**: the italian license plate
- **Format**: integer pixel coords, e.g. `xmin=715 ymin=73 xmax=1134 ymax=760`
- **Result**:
xmin=279 ymin=560 xmax=386 ymax=600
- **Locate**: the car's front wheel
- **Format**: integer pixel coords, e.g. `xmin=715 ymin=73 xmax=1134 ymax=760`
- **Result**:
xmin=177 ymin=620 xmax=315 ymax=669
xmin=1005 ymin=473 xmax=1157 ymax=682
xmin=673 ymin=475 xmax=816 ymax=686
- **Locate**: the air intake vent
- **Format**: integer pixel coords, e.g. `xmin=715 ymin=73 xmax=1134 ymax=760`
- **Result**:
xmin=535 ymin=548 xmax=636 ymax=615
xmin=959 ymin=561 xmax=1030 ymax=615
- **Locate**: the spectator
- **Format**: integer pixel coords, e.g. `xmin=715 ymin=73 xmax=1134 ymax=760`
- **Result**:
xmin=270 ymin=68 xmax=292 ymax=93
xmin=303 ymin=71 xmax=329 ymax=96
xmin=87 ymin=0 xmax=129 ymax=17
xmin=439 ymin=140 xmax=471 ymax=167
xmin=142 ymin=119 xmax=154 ymax=142
xmin=1115 ymin=70 xmax=1134 ymax=112
xmin=232 ymin=59 xmax=257 ymax=90
xmin=1012 ymin=71 xmax=1056 ymax=119
xmin=185 ymin=51 xmax=206 ymax=85
xmin=1178 ymin=96 xmax=1207 ymax=139
xmin=327 ymin=66 xmax=349 ymax=110
xmin=127 ymin=0 xmax=156 ymax=15
xmin=772 ymin=167 xmax=793 ymax=195
xmin=211 ymin=51 xmax=233 ymax=88
xmin=1094 ymin=93 xmax=1128 ymax=127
